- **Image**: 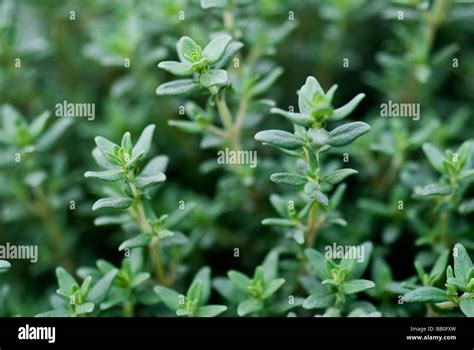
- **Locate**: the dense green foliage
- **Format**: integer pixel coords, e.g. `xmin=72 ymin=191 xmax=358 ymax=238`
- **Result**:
xmin=1 ymin=0 xmax=474 ymax=317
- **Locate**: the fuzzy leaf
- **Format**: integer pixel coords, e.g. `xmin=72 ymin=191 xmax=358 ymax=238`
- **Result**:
xmin=202 ymin=35 xmax=232 ymax=64
xmin=415 ymin=183 xmax=451 ymax=197
xmin=237 ymin=298 xmax=263 ymax=316
xmin=88 ymin=269 xmax=118 ymax=304
xmin=270 ymin=107 xmax=312 ymax=127
xmin=305 ymin=248 xmax=329 ymax=280
xmin=342 ymin=279 xmax=375 ymax=294
xmin=135 ymin=172 xmax=166 ymax=189
xmin=270 ymin=173 xmax=307 ymax=187
xmin=154 ymin=286 xmax=181 ymax=311
xmin=321 ymin=168 xmax=358 ymax=185
xmin=168 ymin=120 xmax=203 ymax=133
xmin=176 ymin=36 xmax=200 ymax=63
xmin=228 ymin=270 xmax=251 ymax=292
xmin=252 ymin=67 xmax=284 ymax=96
xmin=132 ymin=124 xmax=155 ymax=159
xmin=403 ymin=287 xmax=448 ymax=303
xmin=454 ymin=243 xmax=472 ymax=281
xmin=158 ymin=61 xmax=192 ymax=76
xmin=84 ymin=169 xmax=122 ymax=182
xmin=118 ymin=233 xmax=152 ymax=251
xmin=92 ymin=197 xmax=133 ymax=211
xmin=255 ymin=129 xmax=305 ymax=150
xmin=460 ymin=297 xmax=474 ymax=317
xmin=302 ymin=290 xmax=335 ymax=309
xmin=196 ymin=305 xmax=228 ymax=317
xmin=422 ymin=143 xmax=445 ymax=173
xmin=331 ymin=93 xmax=365 ymax=121
xmin=156 ymin=79 xmax=199 ymax=95
xmin=328 ymin=122 xmax=371 ymax=147
xmin=199 ymin=69 xmax=228 ymax=88
xmin=262 ymin=278 xmax=285 ymax=299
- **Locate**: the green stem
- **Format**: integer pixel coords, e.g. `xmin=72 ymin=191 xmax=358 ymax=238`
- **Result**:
xmin=123 ymin=298 xmax=134 ymax=317
xmin=129 ymin=181 xmax=168 ymax=285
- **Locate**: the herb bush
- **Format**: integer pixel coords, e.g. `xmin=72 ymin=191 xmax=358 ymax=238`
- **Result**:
xmin=1 ymin=0 xmax=474 ymax=318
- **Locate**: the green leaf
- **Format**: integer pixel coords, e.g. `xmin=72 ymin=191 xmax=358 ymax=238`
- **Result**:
xmin=328 ymin=122 xmax=371 ymax=147
xmin=84 ymin=169 xmax=122 ymax=182
xmin=196 ymin=305 xmax=228 ymax=317
xmin=270 ymin=173 xmax=307 ymax=187
xmin=29 ymin=110 xmax=51 ymax=138
xmin=429 ymin=249 xmax=449 ymax=282
xmin=252 ymin=67 xmax=284 ymax=96
xmin=200 ymin=0 xmax=227 ymax=9
xmin=186 ymin=279 xmax=203 ymax=305
xmin=191 ymin=267 xmax=211 ymax=305
xmin=56 ymin=267 xmax=77 ymax=296
xmin=302 ymin=290 xmax=335 ymax=309
xmin=131 ymin=272 xmax=151 ymax=288
xmin=92 ymin=197 xmax=133 ymax=211
xmin=347 ymin=242 xmax=373 ymax=279
xmin=454 ymin=243 xmax=472 ymax=281
xmin=311 ymin=190 xmax=329 ymax=207
xmin=35 ymin=309 xmax=70 ymax=317
xmin=415 ymin=183 xmax=451 ymax=197
xmin=176 ymin=36 xmax=200 ymax=63
xmin=118 ymin=233 xmax=152 ymax=251
xmin=202 ymin=35 xmax=232 ymax=64
xmin=321 ymin=168 xmax=358 ymax=185
xmin=403 ymin=287 xmax=448 ymax=303
xmin=75 ymin=302 xmax=95 ymax=315
xmin=331 ymin=93 xmax=365 ymax=121
xmin=237 ymin=298 xmax=264 ymax=316
xmin=168 ymin=120 xmax=204 ymax=133
xmin=342 ymin=279 xmax=375 ymax=294
xmin=132 ymin=124 xmax=155 ymax=159
xmin=142 ymin=155 xmax=169 ymax=175
xmin=298 ymin=76 xmax=324 ymax=115
xmin=154 ymin=286 xmax=181 ymax=311
xmin=0 ymin=260 xmax=11 ymax=274
xmin=227 ymin=270 xmax=251 ymax=292
xmin=262 ymin=218 xmax=295 ymax=227
xmin=422 ymin=143 xmax=445 ymax=173
xmin=460 ymin=297 xmax=474 ymax=317
xmin=270 ymin=107 xmax=313 ymax=127
xmin=135 ymin=172 xmax=166 ymax=189
xmin=446 ymin=277 xmax=467 ymax=291
xmin=88 ymin=269 xmax=118 ymax=304
xmin=158 ymin=61 xmax=192 ymax=76
xmin=305 ymin=249 xmax=329 ymax=280
xmin=261 ymin=249 xmax=280 ymax=282
xmin=36 ymin=118 xmax=73 ymax=151
xmin=94 ymin=136 xmax=117 ymax=155
xmin=156 ymin=79 xmax=199 ymax=95
xmin=262 ymin=278 xmax=285 ymax=299
xmin=255 ymin=129 xmax=305 ymax=150
xmin=199 ymin=69 xmax=228 ymax=88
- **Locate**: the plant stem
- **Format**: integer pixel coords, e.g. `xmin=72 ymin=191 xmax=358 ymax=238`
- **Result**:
xmin=306 ymin=202 xmax=319 ymax=247
xmin=128 ymin=181 xmax=168 ymax=285
xmin=123 ymin=298 xmax=134 ymax=317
